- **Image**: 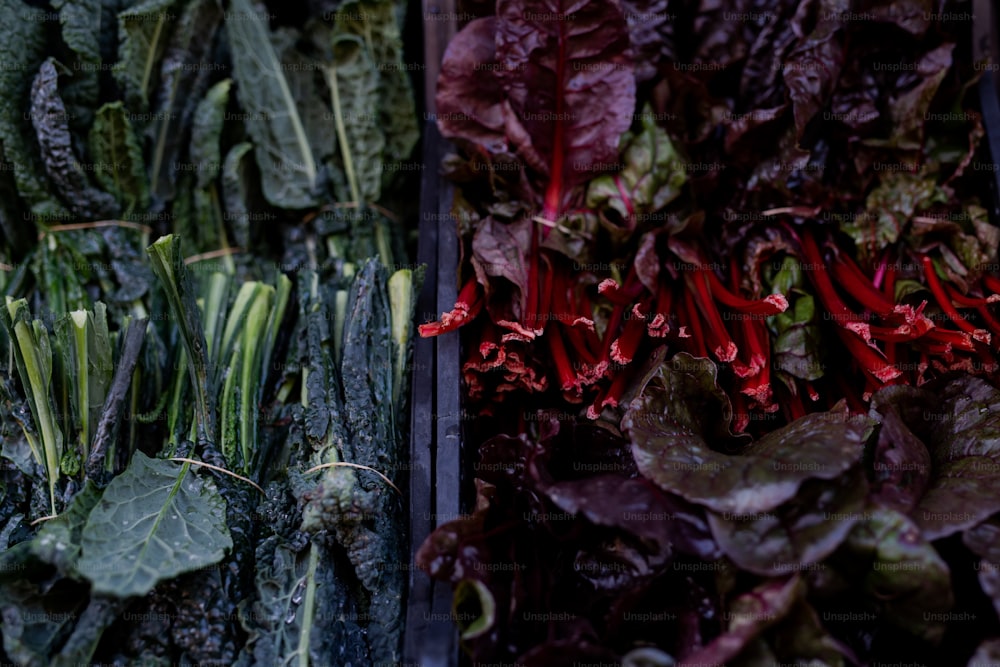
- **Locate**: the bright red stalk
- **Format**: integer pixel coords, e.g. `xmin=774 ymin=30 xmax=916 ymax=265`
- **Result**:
xmin=419 ymin=278 xmax=483 ymax=336
xmin=686 ymin=272 xmax=738 ymax=362
xmin=798 ymin=232 xmax=865 ymax=324
xmin=681 ymin=288 xmax=710 ymax=358
xmin=982 ymin=274 xmax=1000 ymax=295
xmin=540 ymin=16 xmax=568 ymax=223
xmin=648 ymin=283 xmax=674 ymax=338
xmin=703 ymin=267 xmax=788 ymax=315
xmin=944 ymin=283 xmax=1000 ymax=308
xmin=836 ymin=327 xmax=901 ymax=384
xmin=610 ymin=303 xmax=649 ymax=364
xmin=598 ymin=278 xmax=646 ymax=305
xmin=547 ymin=326 xmax=578 ymax=393
xmin=830 ymin=254 xmax=896 ymax=316
xmin=600 ymin=368 xmax=631 ymax=411
xmin=922 ymin=256 xmax=991 ymax=343
xmin=739 ymin=322 xmax=773 ymax=407
xmin=976 ymin=305 xmax=1000 ymax=344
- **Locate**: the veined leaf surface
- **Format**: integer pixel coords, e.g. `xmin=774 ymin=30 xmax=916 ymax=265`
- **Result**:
xmin=78 ymin=452 xmax=231 ymax=598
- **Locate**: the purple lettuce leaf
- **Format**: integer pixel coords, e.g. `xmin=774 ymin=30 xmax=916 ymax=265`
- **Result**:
xmin=836 ymin=505 xmax=954 ymax=643
xmin=868 ymin=388 xmax=933 ymax=514
xmin=968 ymin=638 xmax=1000 ymax=667
xmin=707 ymin=469 xmax=869 ymax=576
xmin=624 ymin=353 xmax=868 ymax=515
xmin=676 ymin=575 xmax=802 ymax=666
xmin=963 ymin=520 xmax=1000 ymax=619
xmin=870 ymin=377 xmax=1000 ymax=541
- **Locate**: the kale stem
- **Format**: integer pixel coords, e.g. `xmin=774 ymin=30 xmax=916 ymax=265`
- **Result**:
xmin=11 ymin=316 xmax=59 ymax=514
xmin=297 ymin=541 xmax=320 ymax=667
xmin=325 ymin=65 xmax=361 ymax=207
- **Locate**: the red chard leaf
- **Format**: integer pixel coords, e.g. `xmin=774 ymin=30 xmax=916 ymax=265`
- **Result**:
xmin=495 ymin=0 xmax=636 ymax=219
xmin=436 ymin=17 xmax=508 ymax=154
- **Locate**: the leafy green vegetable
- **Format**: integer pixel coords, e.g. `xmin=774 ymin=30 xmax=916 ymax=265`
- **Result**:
xmin=50 ymin=0 xmax=101 ymax=131
xmin=226 ymin=0 xmax=319 ymax=209
xmin=765 ymin=254 xmax=824 ymax=383
xmin=586 ymin=106 xmax=687 ymax=232
xmin=0 ymin=576 xmax=87 ymax=667
xmin=88 ymin=102 xmax=150 ymax=214
xmin=146 ymin=235 xmax=214 ymax=442
xmin=2 ymin=297 xmax=64 ymax=515
xmin=237 ymin=530 xmax=367 ymax=666
xmin=30 ymin=58 xmax=118 ymax=219
xmin=114 ymin=0 xmax=177 ymax=115
xmin=0 ymin=0 xmax=68 ymax=219
xmin=190 ymin=78 xmax=231 ymax=190
xmin=77 ymin=452 xmax=231 ymax=598
xmin=30 ymin=481 xmax=101 ymax=576
xmin=333 ymin=0 xmax=418 ymax=188
xmin=324 ymin=34 xmax=384 ymax=205
xmin=147 ymin=0 xmax=222 ymax=201
xmin=221 ymin=141 xmax=258 ymax=252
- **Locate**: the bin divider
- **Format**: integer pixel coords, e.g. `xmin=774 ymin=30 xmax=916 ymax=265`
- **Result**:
xmin=431 ymin=119 xmax=463 ymax=667
xmin=421 ymin=0 xmax=458 ymax=115
xmin=405 ymin=117 xmax=443 ymax=664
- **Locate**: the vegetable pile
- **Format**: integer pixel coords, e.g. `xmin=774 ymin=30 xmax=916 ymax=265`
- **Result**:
xmin=0 ymin=0 xmax=421 ymax=664
xmin=419 ymin=0 xmax=1000 ymax=665
xmin=423 ymin=0 xmax=1000 ymax=429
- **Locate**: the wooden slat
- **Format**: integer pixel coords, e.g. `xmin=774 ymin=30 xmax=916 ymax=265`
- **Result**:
xmin=422 ymin=0 xmax=458 ymax=114
xmin=403 ymin=117 xmax=441 ymax=664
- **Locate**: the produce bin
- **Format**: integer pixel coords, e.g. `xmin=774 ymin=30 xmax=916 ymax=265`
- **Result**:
xmin=403 ymin=2 xmax=1000 ymax=666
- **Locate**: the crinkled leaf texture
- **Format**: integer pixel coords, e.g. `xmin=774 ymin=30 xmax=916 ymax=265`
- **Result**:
xmin=623 ymin=353 xmax=867 ymax=515
xmin=678 ymin=576 xmax=803 ymax=667
xmin=870 ymin=377 xmax=1000 ymax=540
xmin=438 ymin=0 xmax=636 ymax=216
xmin=585 ymin=106 xmax=687 ymax=232
xmin=190 ymin=78 xmax=231 ymax=189
xmin=964 ymin=520 xmax=1000 ymax=618
xmin=114 ymin=0 xmax=177 ymax=115
xmin=226 ymin=0 xmax=319 ymax=209
xmin=77 ymin=452 xmax=231 ymax=598
xmin=31 ymin=58 xmax=119 ymax=219
xmin=496 ymin=0 xmax=635 ymax=215
xmin=326 ymin=33 xmax=385 ymax=203
xmin=0 ymin=577 xmax=88 ymax=667
xmin=0 ymin=0 xmax=69 ymax=219
xmin=237 ymin=537 xmax=367 ymax=667
xmin=838 ymin=505 xmax=954 ymax=643
xmin=89 ymin=102 xmax=151 ymax=213
xmin=30 ymin=481 xmax=102 ymax=577
xmin=436 ymin=17 xmax=507 ymax=153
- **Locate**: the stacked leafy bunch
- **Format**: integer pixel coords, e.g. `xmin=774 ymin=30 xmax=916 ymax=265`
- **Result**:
xmin=417 ymin=0 xmax=1000 ymax=665
xmin=420 ymin=0 xmax=1000 ymax=433
xmin=420 ymin=356 xmax=1000 ymax=666
xmin=0 ymin=0 xmax=423 ymax=664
